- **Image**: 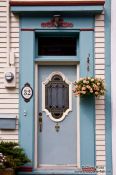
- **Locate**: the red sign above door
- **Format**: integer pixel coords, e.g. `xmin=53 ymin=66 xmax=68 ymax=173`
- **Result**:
xmin=41 ymin=18 xmax=73 ymax=28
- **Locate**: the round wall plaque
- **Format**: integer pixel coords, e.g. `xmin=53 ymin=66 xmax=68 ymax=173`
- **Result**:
xmin=21 ymin=83 xmax=33 ymax=102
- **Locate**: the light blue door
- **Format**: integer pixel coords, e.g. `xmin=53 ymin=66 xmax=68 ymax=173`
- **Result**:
xmin=38 ymin=65 xmax=77 ymax=168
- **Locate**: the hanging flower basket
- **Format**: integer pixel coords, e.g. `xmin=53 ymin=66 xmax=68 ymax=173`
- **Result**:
xmin=73 ymin=77 xmax=105 ymax=97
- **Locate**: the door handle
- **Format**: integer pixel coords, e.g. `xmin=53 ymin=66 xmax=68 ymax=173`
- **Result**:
xmin=39 ymin=112 xmax=42 ymax=132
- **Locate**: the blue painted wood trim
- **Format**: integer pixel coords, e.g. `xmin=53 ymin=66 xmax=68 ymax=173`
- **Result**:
xmin=80 ymin=31 xmax=95 ymax=167
xmin=35 ymin=56 xmax=79 ymax=62
xmin=11 ymin=5 xmax=103 ymax=14
xmin=105 ymin=0 xmax=112 ymax=174
xmin=19 ymin=30 xmax=35 ymax=165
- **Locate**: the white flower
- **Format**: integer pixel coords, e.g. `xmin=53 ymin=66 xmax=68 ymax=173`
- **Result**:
xmin=97 ymin=82 xmax=100 ymax=86
xmin=83 ymin=80 xmax=87 ymax=84
xmin=82 ymin=87 xmax=86 ymax=91
xmin=91 ymin=79 xmax=94 ymax=82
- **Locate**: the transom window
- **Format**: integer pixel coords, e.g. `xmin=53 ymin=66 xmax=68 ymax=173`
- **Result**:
xmin=38 ymin=36 xmax=77 ymax=56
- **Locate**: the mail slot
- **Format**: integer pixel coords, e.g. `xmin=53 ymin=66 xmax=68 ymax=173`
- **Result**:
xmin=0 ymin=118 xmax=16 ymax=130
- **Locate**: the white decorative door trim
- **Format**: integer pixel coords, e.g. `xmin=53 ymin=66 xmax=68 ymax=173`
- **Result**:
xmin=42 ymin=71 xmax=72 ymax=122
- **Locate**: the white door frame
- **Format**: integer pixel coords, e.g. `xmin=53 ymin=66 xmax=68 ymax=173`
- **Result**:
xmin=34 ymin=62 xmax=80 ymax=169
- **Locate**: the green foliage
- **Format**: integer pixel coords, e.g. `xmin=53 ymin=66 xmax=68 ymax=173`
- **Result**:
xmin=0 ymin=141 xmax=30 ymax=169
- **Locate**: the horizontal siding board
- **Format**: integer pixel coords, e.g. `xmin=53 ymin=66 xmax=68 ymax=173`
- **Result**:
xmin=95 ymin=53 xmax=105 ymax=58
xmin=11 ymin=22 xmax=19 ymax=28
xmin=95 ymin=43 xmax=105 ymax=48
xmin=11 ymin=43 xmax=19 ymax=47
xmin=96 ymin=130 xmax=105 ymax=135
xmin=0 ymin=109 xmax=18 ymax=114
xmin=96 ymin=105 xmax=105 ymax=110
xmin=0 ymin=89 xmax=19 ymax=94
xmin=0 ymin=135 xmax=18 ymax=140
xmin=0 ymin=3 xmax=7 ymax=7
xmin=95 ymin=15 xmax=104 ymax=20
xmin=95 ymin=100 xmax=105 ymax=105
xmin=0 ymin=58 xmax=7 ymax=62
xmin=0 ymin=12 xmax=6 ymax=17
xmin=95 ymin=65 xmax=105 ymax=70
xmin=1 ymin=130 xmax=18 ymax=134
xmin=0 ymin=38 xmax=6 ymax=43
xmin=0 ymin=23 xmax=7 ymax=28
xmin=95 ymin=70 xmax=105 ymax=74
xmin=95 ymin=33 xmax=105 ymax=38
xmin=96 ymin=110 xmax=105 ymax=115
xmin=96 ymin=141 xmax=105 ymax=146
xmin=0 ymin=94 xmax=19 ymax=98
xmin=11 ymin=38 xmax=19 ymax=43
xmin=95 ymin=27 xmax=104 ymax=32
xmin=95 ymin=21 xmax=104 ymax=27
xmin=95 ymin=74 xmax=105 ymax=79
xmin=96 ymin=125 xmax=105 ymax=130
xmin=96 ymin=120 xmax=105 ymax=125
xmin=0 ymin=99 xmax=19 ymax=104
xmin=95 ymin=48 xmax=105 ymax=53
xmin=10 ymin=33 xmax=19 ymax=38
xmin=96 ymin=161 xmax=106 ymax=166
xmin=0 ymin=28 xmax=6 ymax=33
xmin=96 ymin=135 xmax=105 ymax=140
xmin=96 ymin=157 xmax=105 ymax=161
xmin=0 ymin=17 xmax=7 ymax=22
xmin=95 ymin=38 xmax=105 ymax=43
xmin=0 ymin=33 xmax=7 ymax=37
xmin=95 ymin=60 xmax=105 ymax=65
xmin=0 ymin=7 xmax=7 ymax=12
xmin=96 ymin=151 xmax=106 ymax=156
xmin=96 ymin=146 xmax=106 ymax=151
xmin=0 ymin=43 xmax=7 ymax=47
xmin=11 ymin=16 xmax=19 ymax=23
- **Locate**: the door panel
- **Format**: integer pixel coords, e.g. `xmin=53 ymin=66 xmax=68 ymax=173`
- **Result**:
xmin=38 ymin=65 xmax=77 ymax=167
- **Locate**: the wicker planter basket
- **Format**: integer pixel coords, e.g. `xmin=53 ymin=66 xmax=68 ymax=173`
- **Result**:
xmin=0 ymin=169 xmax=15 ymax=175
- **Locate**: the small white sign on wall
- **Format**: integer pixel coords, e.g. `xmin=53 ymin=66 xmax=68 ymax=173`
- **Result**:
xmin=21 ymin=83 xmax=33 ymax=102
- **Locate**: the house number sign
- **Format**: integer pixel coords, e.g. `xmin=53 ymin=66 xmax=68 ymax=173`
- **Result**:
xmin=21 ymin=83 xmax=33 ymax=102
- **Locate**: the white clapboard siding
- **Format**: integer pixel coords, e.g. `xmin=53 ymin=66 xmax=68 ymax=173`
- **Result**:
xmin=0 ymin=104 xmax=19 ymax=109
xmin=96 ymin=120 xmax=105 ymax=125
xmin=0 ymin=0 xmax=19 ymax=142
xmin=96 ymin=105 xmax=105 ymax=110
xmin=95 ymin=38 xmax=105 ymax=43
xmin=0 ymin=38 xmax=7 ymax=43
xmin=95 ymin=27 xmax=105 ymax=32
xmin=95 ymin=43 xmax=105 ymax=48
xmin=96 ymin=100 xmax=105 ymax=105
xmin=0 ymin=109 xmax=18 ymax=114
xmin=95 ymin=65 xmax=105 ymax=70
xmin=0 ymin=135 xmax=18 ymax=140
xmin=95 ymin=13 xmax=106 ymax=174
xmin=95 ymin=53 xmax=105 ymax=58
xmin=96 ymin=151 xmax=106 ymax=156
xmin=0 ymin=99 xmax=19 ymax=104
xmin=96 ymin=146 xmax=106 ymax=151
xmin=95 ymin=59 xmax=105 ymax=64
xmin=0 ymin=89 xmax=19 ymax=94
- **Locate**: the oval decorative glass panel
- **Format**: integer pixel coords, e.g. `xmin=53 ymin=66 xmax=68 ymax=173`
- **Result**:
xmin=42 ymin=72 xmax=72 ymax=122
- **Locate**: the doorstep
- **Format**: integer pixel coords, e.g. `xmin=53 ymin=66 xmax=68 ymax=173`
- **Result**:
xmin=17 ymin=168 xmax=97 ymax=175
